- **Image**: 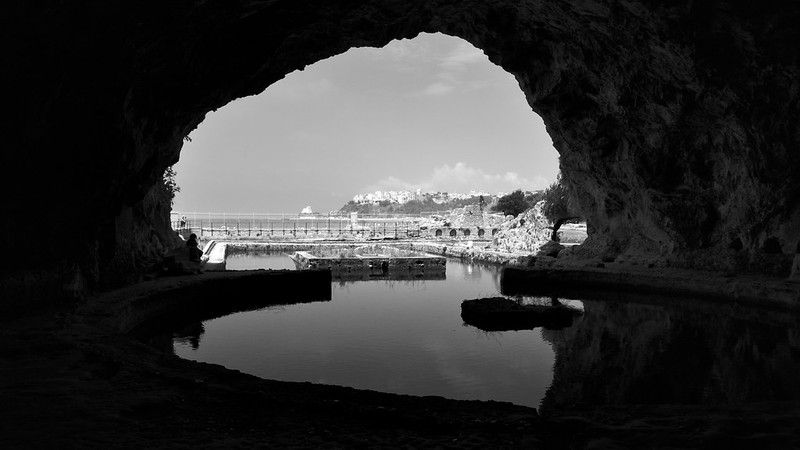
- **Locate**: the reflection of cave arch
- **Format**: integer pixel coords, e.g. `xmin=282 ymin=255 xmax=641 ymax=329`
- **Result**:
xmin=491 ymin=229 xmax=499 ymax=236
xmin=477 ymin=228 xmax=485 ymax=237
xmin=449 ymin=229 xmax=457 ymax=237
xmin=435 ymin=229 xmax=443 ymax=237
xmin=463 ymin=229 xmax=471 ymax=237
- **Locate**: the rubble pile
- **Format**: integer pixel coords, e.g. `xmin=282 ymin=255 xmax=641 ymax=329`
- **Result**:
xmin=490 ymin=202 xmax=552 ymax=254
xmin=419 ymin=205 xmax=507 ymax=230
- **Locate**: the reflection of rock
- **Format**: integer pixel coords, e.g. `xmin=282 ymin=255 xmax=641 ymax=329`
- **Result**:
xmin=173 ymin=322 xmax=205 ymax=350
xmin=791 ymin=253 xmax=800 ymax=281
xmin=541 ymin=299 xmax=800 ymax=412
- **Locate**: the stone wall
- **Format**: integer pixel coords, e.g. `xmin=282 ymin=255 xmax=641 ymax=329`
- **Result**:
xmin=419 ymin=205 xmax=507 ymax=240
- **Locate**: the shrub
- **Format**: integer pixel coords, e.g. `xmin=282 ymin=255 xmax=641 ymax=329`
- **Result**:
xmin=542 ymin=174 xmax=582 ymax=240
xmin=491 ymin=190 xmax=529 ymax=217
xmin=163 ymin=166 xmax=180 ymax=207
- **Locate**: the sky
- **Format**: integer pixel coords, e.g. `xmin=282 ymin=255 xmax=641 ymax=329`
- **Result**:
xmin=173 ymin=32 xmax=559 ymax=214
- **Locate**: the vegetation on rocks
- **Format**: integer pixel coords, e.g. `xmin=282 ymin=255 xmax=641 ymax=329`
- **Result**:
xmin=162 ymin=166 xmax=180 ymax=207
xmin=339 ymin=196 xmax=493 ymax=215
xmin=542 ymin=175 xmax=582 ymax=240
xmin=491 ymin=190 xmax=543 ymax=217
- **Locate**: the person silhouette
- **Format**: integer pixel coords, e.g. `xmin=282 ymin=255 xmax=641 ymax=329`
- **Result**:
xmin=186 ymin=233 xmax=203 ymax=262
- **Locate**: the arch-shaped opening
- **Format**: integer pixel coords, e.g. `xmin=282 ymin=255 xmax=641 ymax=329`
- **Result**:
xmin=477 ymin=228 xmax=485 ymax=237
xmin=6 ymin=2 xmax=799 ymax=308
xmin=174 ymin=33 xmax=558 ymax=222
xmin=463 ymin=229 xmax=471 ymax=237
xmin=6 ymin=6 xmax=800 ymax=448
xmin=435 ymin=229 xmax=443 ymax=237
xmin=449 ymin=229 xmax=457 ymax=237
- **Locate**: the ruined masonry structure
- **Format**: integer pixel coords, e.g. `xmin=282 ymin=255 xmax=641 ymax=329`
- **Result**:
xmin=419 ymin=205 xmax=508 ymax=239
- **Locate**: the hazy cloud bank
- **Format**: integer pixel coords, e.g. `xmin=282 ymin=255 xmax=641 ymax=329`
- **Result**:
xmin=362 ymin=162 xmax=549 ymax=195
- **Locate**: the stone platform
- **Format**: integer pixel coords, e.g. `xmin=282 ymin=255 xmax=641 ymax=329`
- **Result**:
xmin=290 ymin=244 xmax=446 ymax=280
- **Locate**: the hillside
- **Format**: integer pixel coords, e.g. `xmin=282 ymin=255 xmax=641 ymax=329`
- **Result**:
xmin=338 ymin=196 xmax=497 ymax=215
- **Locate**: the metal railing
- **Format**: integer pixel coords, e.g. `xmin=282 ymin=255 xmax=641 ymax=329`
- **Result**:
xmin=171 ymin=212 xmax=428 ymax=239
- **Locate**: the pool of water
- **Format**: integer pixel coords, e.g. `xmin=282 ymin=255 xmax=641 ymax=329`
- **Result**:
xmin=163 ymin=253 xmax=800 ymax=410
xmin=175 ymin=254 xmax=563 ymax=408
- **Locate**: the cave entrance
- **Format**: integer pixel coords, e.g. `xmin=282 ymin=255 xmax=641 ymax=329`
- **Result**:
xmin=172 ymin=33 xmax=559 ymax=241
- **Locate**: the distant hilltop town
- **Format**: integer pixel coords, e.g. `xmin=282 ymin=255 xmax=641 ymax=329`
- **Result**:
xmin=351 ymin=189 xmax=500 ymax=206
xmin=339 ymin=188 xmax=544 ymax=215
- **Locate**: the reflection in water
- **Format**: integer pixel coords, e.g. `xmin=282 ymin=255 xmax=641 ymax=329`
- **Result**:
xmin=149 ymin=253 xmax=800 ymax=410
xmin=460 ymin=262 xmax=502 ymax=289
xmin=540 ymin=298 xmax=800 ymax=411
xmin=173 ymin=322 xmax=205 ymax=350
xmin=335 ymin=278 xmax=438 ymax=290
xmin=167 ymin=258 xmax=555 ymax=408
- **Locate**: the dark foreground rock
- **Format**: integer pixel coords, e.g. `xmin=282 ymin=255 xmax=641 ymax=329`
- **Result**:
xmin=5 ymin=1 xmax=800 ymax=304
xmin=2 ymin=268 xmax=800 ymax=449
xmin=461 ymin=297 xmax=580 ymax=331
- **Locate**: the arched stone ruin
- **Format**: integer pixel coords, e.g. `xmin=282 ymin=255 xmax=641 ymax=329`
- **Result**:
xmin=5 ymin=1 xmax=800 ymax=305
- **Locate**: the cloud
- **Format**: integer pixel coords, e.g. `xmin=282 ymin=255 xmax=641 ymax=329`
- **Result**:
xmin=368 ymin=33 xmax=491 ymax=97
xmin=440 ymin=42 xmax=487 ymax=71
xmin=415 ymin=40 xmax=491 ymax=97
xmin=420 ymin=82 xmax=455 ymax=96
xmin=361 ymin=162 xmax=550 ymax=194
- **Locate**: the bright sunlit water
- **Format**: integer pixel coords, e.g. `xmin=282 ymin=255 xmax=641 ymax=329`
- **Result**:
xmin=175 ymin=255 xmax=560 ymax=408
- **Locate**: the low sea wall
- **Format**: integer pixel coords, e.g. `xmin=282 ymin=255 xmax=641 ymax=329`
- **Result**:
xmin=291 ymin=247 xmax=446 ymax=278
xmin=223 ymin=242 xmax=369 ymax=255
xmin=220 ymin=240 xmax=538 ymax=267
xmin=89 ymin=270 xmax=333 ymax=335
xmin=501 ymin=265 xmax=800 ymax=310
xmin=401 ymin=242 xmax=536 ymax=266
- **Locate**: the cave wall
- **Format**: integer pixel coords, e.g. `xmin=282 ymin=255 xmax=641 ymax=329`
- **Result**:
xmin=4 ymin=0 xmax=800 ymax=304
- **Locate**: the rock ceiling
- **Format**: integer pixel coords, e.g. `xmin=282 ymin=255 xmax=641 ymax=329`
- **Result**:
xmin=4 ymin=1 xmax=799 ymax=303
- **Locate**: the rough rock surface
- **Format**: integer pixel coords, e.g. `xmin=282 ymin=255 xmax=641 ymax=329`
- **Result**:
xmin=419 ymin=204 xmax=506 ymax=230
xmin=492 ymin=202 xmax=553 ymax=254
xmin=4 ymin=2 xmax=800 ymax=302
xmin=407 ymin=241 xmax=536 ymax=266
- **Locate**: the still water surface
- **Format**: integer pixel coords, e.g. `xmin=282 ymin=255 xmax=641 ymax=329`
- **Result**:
xmin=169 ymin=253 xmax=800 ymax=410
xmin=176 ymin=254 xmax=561 ymax=408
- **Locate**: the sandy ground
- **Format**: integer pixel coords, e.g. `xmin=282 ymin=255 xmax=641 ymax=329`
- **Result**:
xmin=2 ymin=265 xmax=800 ymax=449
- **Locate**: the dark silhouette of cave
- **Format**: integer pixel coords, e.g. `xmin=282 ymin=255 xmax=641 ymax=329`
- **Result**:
xmin=4 ymin=1 xmax=800 ymax=305
xmin=4 ymin=4 xmax=800 ymax=448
